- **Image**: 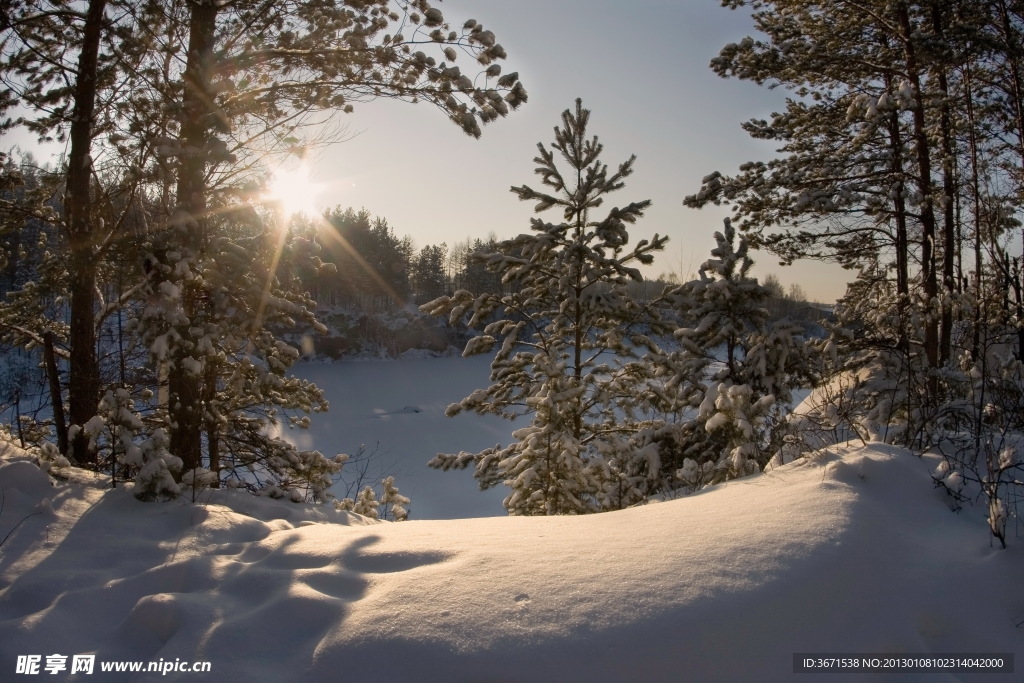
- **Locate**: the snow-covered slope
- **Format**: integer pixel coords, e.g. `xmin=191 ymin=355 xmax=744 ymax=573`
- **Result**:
xmin=0 ymin=440 xmax=1020 ymax=682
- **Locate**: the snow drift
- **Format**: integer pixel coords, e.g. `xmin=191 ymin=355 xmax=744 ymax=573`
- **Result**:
xmin=0 ymin=438 xmax=1020 ymax=682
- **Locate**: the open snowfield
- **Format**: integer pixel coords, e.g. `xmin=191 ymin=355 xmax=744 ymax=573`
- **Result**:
xmin=288 ymin=354 xmax=513 ymax=518
xmin=1 ymin=433 xmax=1021 ymax=682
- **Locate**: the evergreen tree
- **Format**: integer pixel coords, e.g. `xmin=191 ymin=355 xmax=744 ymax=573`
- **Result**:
xmin=3 ymin=0 xmax=529 ymax=498
xmin=422 ymin=99 xmax=668 ymax=515
xmin=0 ymin=0 xmax=153 ymax=464
xmin=334 ymin=475 xmax=410 ymax=520
xmin=0 ymin=155 xmax=65 ymax=449
xmin=411 ymin=243 xmax=449 ymax=304
xmin=690 ymin=3 xmax=1024 ymax=546
xmin=317 ymin=208 xmax=414 ymax=309
xmin=144 ymin=0 xmax=527 ymax=491
xmin=457 ymin=236 xmax=505 ymax=298
xmin=133 ymin=204 xmax=340 ymax=499
xmin=685 ymin=0 xmax=1000 ymax=370
xmin=654 ymin=220 xmax=813 ymax=489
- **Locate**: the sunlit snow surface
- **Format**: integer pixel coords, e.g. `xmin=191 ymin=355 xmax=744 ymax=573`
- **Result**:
xmin=1 ymin=432 xmax=1021 ymax=682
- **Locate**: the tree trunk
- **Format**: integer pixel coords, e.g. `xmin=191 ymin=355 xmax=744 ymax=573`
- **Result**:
xmin=897 ymin=5 xmax=940 ymax=371
xmin=931 ymin=2 xmax=957 ymax=366
xmin=66 ymin=0 xmax=107 ymax=465
xmin=996 ymin=0 xmax=1024 ymax=359
xmin=887 ymin=121 xmax=909 ymax=301
xmin=43 ymin=331 xmax=69 ymax=457
xmin=169 ymin=0 xmax=219 ymax=476
xmin=883 ymin=69 xmax=910 ymax=353
xmin=204 ymin=348 xmax=220 ymax=487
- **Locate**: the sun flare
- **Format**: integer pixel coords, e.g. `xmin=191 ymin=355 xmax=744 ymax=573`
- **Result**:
xmin=266 ymin=164 xmax=321 ymax=219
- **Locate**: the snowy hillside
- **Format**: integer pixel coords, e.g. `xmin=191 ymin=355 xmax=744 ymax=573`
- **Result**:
xmin=1 ymin=439 xmax=1020 ymax=682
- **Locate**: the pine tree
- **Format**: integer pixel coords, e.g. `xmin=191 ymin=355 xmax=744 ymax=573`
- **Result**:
xmin=146 ymin=0 xmax=533 ymax=488
xmin=0 ymin=0 xmax=154 ymax=464
xmin=380 ymin=475 xmax=410 ymax=521
xmin=411 ymin=243 xmax=449 ymax=304
xmin=685 ymin=0 xmax=1000 ymax=371
xmin=0 ymin=155 xmax=65 ymax=449
xmin=313 ymin=208 xmax=415 ymax=309
xmin=422 ymin=99 xmax=668 ymax=515
xmin=696 ymin=4 xmax=1024 ymax=543
xmin=3 ymin=0 xmax=529 ymax=498
xmin=461 ymin=237 xmax=504 ymax=297
xmin=655 ymin=220 xmax=812 ymax=488
xmin=333 ymin=476 xmax=410 ymax=520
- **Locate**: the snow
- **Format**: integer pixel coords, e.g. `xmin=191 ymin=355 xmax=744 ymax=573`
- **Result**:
xmin=1 ymin=433 xmax=1021 ymax=681
xmin=2 ymin=357 xmax=1022 ymax=679
xmin=288 ymin=355 xmax=513 ymax=519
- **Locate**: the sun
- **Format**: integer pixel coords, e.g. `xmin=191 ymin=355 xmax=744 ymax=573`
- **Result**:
xmin=266 ymin=164 xmax=321 ymax=219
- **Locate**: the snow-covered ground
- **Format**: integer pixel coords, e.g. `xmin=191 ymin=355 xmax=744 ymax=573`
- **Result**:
xmin=291 ymin=353 xmax=813 ymax=520
xmin=288 ymin=354 xmax=513 ymax=519
xmin=1 ymin=436 xmax=1021 ymax=682
xmin=1 ymin=357 xmax=1021 ymax=680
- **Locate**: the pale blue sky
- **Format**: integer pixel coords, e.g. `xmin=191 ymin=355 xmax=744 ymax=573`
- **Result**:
xmin=309 ymin=0 xmax=849 ymax=301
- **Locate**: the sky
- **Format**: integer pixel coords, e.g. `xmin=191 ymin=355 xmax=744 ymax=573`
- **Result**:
xmin=1 ymin=0 xmax=851 ymax=303
xmin=299 ymin=0 xmax=852 ymax=302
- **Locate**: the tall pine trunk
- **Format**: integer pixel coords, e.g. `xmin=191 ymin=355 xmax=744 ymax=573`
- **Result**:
xmin=66 ymin=0 xmax=107 ymax=464
xmin=169 ymin=0 xmax=218 ymax=476
xmin=996 ymin=0 xmax=1024 ymax=359
xmin=43 ymin=331 xmax=69 ymax=456
xmin=931 ymin=2 xmax=957 ymax=366
xmin=883 ymin=69 xmax=910 ymax=353
xmin=885 ymin=113 xmax=909 ymax=298
xmin=897 ymin=4 xmax=940 ymax=372
xmin=960 ymin=50 xmax=987 ymax=360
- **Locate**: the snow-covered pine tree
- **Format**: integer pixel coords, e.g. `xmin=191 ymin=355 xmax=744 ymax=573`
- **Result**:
xmin=0 ymin=158 xmax=64 ymax=454
xmin=137 ymin=0 xmax=528 ymax=480
xmin=3 ymin=0 xmax=529 ymax=501
xmin=380 ymin=475 xmax=410 ymax=521
xmin=0 ymin=0 xmax=156 ymax=465
xmin=136 ymin=199 xmax=343 ymax=501
xmin=87 ymin=387 xmax=182 ymax=501
xmin=334 ymin=475 xmax=410 ymax=521
xmin=655 ymin=219 xmax=813 ymax=489
xmin=422 ymin=99 xmax=668 ymax=515
xmin=687 ymin=0 xmax=1024 ymax=377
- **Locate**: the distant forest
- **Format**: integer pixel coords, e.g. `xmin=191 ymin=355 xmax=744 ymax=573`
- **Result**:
xmin=287 ymin=206 xmax=819 ymax=320
xmin=294 ymin=206 xmax=506 ymax=312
